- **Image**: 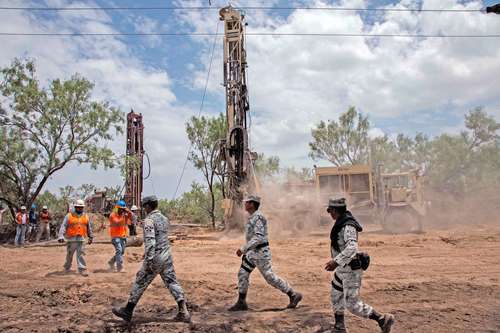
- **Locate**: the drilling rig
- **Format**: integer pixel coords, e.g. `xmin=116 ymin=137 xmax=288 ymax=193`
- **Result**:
xmin=219 ymin=6 xmax=259 ymax=228
xmin=124 ymin=110 xmax=144 ymax=212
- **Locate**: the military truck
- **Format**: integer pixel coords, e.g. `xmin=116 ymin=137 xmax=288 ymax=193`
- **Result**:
xmin=314 ymin=164 xmax=426 ymax=233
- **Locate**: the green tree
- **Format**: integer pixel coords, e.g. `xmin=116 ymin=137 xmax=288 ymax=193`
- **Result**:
xmin=159 ymin=182 xmax=223 ymax=225
xmin=309 ymin=106 xmax=370 ymax=166
xmin=254 ymin=153 xmax=280 ymax=180
xmin=285 ymin=166 xmax=314 ymax=182
xmin=0 ymin=59 xmax=124 ymax=218
xmin=371 ymin=133 xmax=431 ymax=172
xmin=185 ymin=113 xmax=226 ymax=228
xmin=102 ymin=185 xmax=122 ymax=202
xmin=428 ymin=107 xmax=500 ymax=195
xmin=77 ymin=184 xmax=97 ymax=199
xmin=37 ymin=190 xmax=68 ymax=222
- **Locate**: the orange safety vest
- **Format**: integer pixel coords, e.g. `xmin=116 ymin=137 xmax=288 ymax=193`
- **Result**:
xmin=66 ymin=213 xmax=89 ymax=238
xmin=109 ymin=212 xmax=129 ymax=238
xmin=16 ymin=213 xmax=27 ymax=225
xmin=40 ymin=211 xmax=51 ymax=222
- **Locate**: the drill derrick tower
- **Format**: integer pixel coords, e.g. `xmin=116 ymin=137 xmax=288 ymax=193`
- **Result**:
xmin=124 ymin=110 xmax=144 ymax=212
xmin=219 ymin=6 xmax=258 ymax=227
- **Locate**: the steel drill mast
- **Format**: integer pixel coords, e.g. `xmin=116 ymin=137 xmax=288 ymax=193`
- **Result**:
xmin=219 ymin=6 xmax=257 ymax=226
xmin=124 ymin=110 xmax=144 ymax=211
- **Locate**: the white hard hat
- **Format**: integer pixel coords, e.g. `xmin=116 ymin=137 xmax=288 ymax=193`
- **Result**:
xmin=42 ymin=205 xmax=48 ymax=210
xmin=131 ymin=205 xmax=138 ymax=211
xmin=21 ymin=206 xmax=27 ymax=210
xmin=74 ymin=199 xmax=85 ymax=207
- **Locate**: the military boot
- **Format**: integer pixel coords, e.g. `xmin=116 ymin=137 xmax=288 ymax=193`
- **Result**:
xmin=228 ymin=293 xmax=249 ymax=311
xmin=378 ymin=314 xmax=395 ymax=333
xmin=173 ymin=300 xmax=191 ymax=323
xmin=333 ymin=312 xmax=347 ymax=333
xmin=112 ymin=302 xmax=136 ymax=322
xmin=286 ymin=290 xmax=303 ymax=309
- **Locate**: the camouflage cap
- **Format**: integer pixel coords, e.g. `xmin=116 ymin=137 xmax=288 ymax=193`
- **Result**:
xmin=327 ymin=198 xmax=347 ymax=208
xmin=142 ymin=195 xmax=158 ymax=205
xmin=244 ymin=195 xmax=261 ymax=204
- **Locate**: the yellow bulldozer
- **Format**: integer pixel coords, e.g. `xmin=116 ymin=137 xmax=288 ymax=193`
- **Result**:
xmin=314 ymin=164 xmax=426 ymax=233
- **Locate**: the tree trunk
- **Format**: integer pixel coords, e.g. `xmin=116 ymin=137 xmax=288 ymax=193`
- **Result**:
xmin=209 ymin=183 xmax=216 ymax=229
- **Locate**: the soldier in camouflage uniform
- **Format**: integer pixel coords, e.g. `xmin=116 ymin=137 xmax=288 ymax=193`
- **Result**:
xmin=325 ymin=198 xmax=395 ymax=333
xmin=112 ymin=195 xmax=190 ymax=323
xmin=228 ymin=195 xmax=303 ymax=311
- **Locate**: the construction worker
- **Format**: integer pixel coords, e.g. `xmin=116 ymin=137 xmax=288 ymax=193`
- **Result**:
xmin=14 ymin=206 xmax=28 ymax=247
xmin=36 ymin=206 xmax=52 ymax=242
xmin=325 ymin=198 xmax=395 ymax=333
xmin=27 ymin=203 xmax=38 ymax=242
xmin=129 ymin=205 xmax=139 ymax=237
xmin=112 ymin=195 xmax=190 ymax=323
xmin=228 ymin=195 xmax=303 ymax=311
xmin=57 ymin=199 xmax=93 ymax=277
xmin=108 ymin=200 xmax=131 ymax=272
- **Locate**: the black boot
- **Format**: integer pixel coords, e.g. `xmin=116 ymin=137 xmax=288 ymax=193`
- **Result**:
xmin=173 ymin=300 xmax=191 ymax=323
xmin=228 ymin=293 xmax=248 ymax=311
xmin=112 ymin=302 xmax=135 ymax=322
xmin=286 ymin=290 xmax=303 ymax=309
xmin=333 ymin=312 xmax=347 ymax=333
xmin=370 ymin=310 xmax=395 ymax=333
xmin=378 ymin=314 xmax=395 ymax=333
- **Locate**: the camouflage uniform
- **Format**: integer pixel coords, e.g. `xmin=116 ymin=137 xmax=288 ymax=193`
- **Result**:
xmin=331 ymin=224 xmax=374 ymax=318
xmin=238 ymin=210 xmax=292 ymax=294
xmin=328 ymin=198 xmax=394 ymax=333
xmin=127 ymin=209 xmax=185 ymax=304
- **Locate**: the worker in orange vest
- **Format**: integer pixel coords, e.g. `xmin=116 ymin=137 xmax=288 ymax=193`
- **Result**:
xmin=108 ymin=200 xmax=132 ymax=272
xmin=57 ymin=199 xmax=93 ymax=276
xmin=36 ymin=206 xmax=52 ymax=242
xmin=14 ymin=206 xmax=28 ymax=246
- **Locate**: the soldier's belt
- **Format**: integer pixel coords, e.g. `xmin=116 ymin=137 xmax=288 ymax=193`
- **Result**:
xmin=255 ymin=242 xmax=269 ymax=250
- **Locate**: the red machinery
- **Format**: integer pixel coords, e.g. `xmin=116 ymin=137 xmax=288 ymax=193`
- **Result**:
xmin=124 ymin=110 xmax=144 ymax=211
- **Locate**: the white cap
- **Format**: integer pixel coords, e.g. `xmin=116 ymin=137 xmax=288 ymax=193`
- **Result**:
xmin=42 ymin=205 xmax=48 ymax=210
xmin=244 ymin=195 xmax=261 ymax=204
xmin=131 ymin=205 xmax=138 ymax=211
xmin=21 ymin=206 xmax=27 ymax=210
xmin=74 ymin=199 xmax=85 ymax=207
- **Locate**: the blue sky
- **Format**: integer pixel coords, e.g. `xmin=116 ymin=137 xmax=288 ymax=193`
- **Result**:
xmin=1 ymin=0 xmax=499 ymax=198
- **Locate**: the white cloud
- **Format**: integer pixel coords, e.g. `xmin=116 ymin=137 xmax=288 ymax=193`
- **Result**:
xmin=179 ymin=0 xmax=500 ymax=170
xmin=368 ymin=127 xmax=385 ymax=138
xmin=0 ymin=0 xmax=198 ymax=198
xmin=3 ymin=0 xmax=500 ymax=199
xmin=131 ymin=16 xmax=163 ymax=47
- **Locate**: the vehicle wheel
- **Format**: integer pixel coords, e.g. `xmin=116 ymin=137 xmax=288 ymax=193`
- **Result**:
xmin=381 ymin=208 xmax=422 ymax=234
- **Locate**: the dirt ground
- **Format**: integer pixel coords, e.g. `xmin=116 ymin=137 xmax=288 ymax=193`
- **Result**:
xmin=1 ymin=222 xmax=500 ymax=333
